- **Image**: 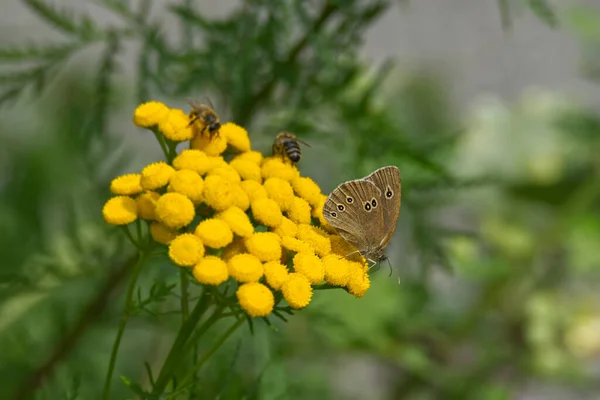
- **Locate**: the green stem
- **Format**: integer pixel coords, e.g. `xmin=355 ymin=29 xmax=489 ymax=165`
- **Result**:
xmin=102 ymin=251 xmax=148 ymax=400
xmin=152 ymin=290 xmax=211 ymax=393
xmin=172 ymin=317 xmax=244 ymax=397
xmin=122 ymin=225 xmax=142 ymax=249
xmin=135 ymin=219 xmax=143 ymax=244
xmin=151 ymin=127 xmax=169 ymax=160
xmin=181 ymin=306 xmax=224 ymax=355
xmin=180 ymin=269 xmax=189 ymax=323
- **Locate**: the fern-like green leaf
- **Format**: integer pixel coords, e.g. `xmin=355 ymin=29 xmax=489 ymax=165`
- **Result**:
xmin=527 ymin=0 xmax=558 ymax=28
xmin=0 ymin=42 xmax=80 ymax=62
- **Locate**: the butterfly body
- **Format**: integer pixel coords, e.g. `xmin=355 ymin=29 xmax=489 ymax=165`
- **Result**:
xmin=323 ymin=166 xmax=401 ymax=265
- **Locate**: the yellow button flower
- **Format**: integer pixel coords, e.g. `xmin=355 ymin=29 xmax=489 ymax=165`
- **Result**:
xmin=263 ymin=261 xmax=289 ymax=290
xmin=228 ymin=253 xmax=264 ymax=282
xmin=312 ymin=194 xmax=333 ymax=231
xmin=251 ymin=198 xmax=283 ymax=227
xmin=322 ymin=254 xmax=350 ymax=286
xmin=231 ymin=184 xmax=250 ymax=211
xmin=207 ymin=165 xmax=241 ymax=183
xmin=110 ymin=173 xmax=142 ymax=195
xmin=140 ymin=161 xmax=175 ymax=190
xmin=281 ymin=236 xmax=313 ymax=254
xmin=236 ymin=282 xmax=274 ymax=317
xmin=293 ymin=252 xmax=324 ymax=284
xmin=282 ymin=273 xmax=313 ymax=309
xmin=234 ymin=150 xmax=263 ymax=165
xmin=221 ymin=122 xmax=251 ymax=152
xmin=168 ymin=169 xmax=204 ymax=204
xmin=291 ymin=176 xmax=322 ymax=206
xmin=202 ymin=175 xmax=237 ymax=212
xmin=136 ymin=191 xmax=160 ymax=220
xmin=273 ymin=216 xmax=298 ymax=238
xmin=230 ymin=158 xmax=262 ymax=182
xmin=158 ymin=108 xmax=194 ymax=141
xmin=103 ymin=196 xmax=137 ymax=225
xmin=169 ymin=233 xmax=205 ymax=267
xmin=133 ymin=101 xmax=169 ymax=127
xmin=195 ymin=218 xmax=234 ymax=249
xmin=245 ymin=232 xmax=282 ymax=262
xmin=263 ymin=177 xmax=295 ymax=210
xmin=241 ymin=180 xmax=268 ymax=202
xmin=150 ymin=221 xmax=177 ymax=244
xmin=261 ymin=157 xmax=300 ymax=181
xmin=296 ymin=224 xmax=331 ymax=257
xmin=221 ymin=238 xmax=247 ymax=261
xmin=286 ymin=196 xmax=312 ymax=225
xmin=191 ymin=131 xmax=228 ymax=156
xmin=193 ymin=256 xmax=229 ymax=286
xmin=155 ymin=192 xmax=195 ymax=229
xmin=346 ymin=261 xmax=370 ymax=298
xmin=172 ymin=149 xmax=213 ymax=175
xmin=217 ymin=206 xmax=254 ymax=237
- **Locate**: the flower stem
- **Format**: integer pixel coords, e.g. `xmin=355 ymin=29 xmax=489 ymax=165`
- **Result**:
xmin=102 ymin=251 xmax=148 ymax=400
xmin=151 ymin=127 xmax=169 ymax=160
xmin=172 ymin=317 xmax=244 ymax=397
xmin=180 ymin=269 xmax=189 ymax=323
xmin=122 ymin=225 xmax=142 ymax=249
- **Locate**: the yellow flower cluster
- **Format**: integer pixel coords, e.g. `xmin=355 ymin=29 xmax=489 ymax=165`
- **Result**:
xmin=103 ymin=100 xmax=371 ymax=319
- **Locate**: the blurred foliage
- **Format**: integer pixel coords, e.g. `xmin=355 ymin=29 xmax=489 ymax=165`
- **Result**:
xmin=1 ymin=0 xmax=600 ymax=399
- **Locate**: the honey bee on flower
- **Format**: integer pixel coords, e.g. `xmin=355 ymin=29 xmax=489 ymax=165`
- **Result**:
xmin=187 ymin=99 xmax=221 ymax=139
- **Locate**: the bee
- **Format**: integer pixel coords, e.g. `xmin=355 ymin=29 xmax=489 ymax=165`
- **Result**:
xmin=187 ymin=99 xmax=221 ymax=139
xmin=272 ymin=132 xmax=310 ymax=165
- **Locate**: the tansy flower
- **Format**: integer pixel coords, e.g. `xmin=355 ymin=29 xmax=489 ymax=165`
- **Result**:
xmin=322 ymin=254 xmax=351 ymax=286
xmin=281 ymin=236 xmax=313 ymax=254
xmin=140 ymin=162 xmax=175 ymax=190
xmin=241 ymin=180 xmax=268 ymax=202
xmin=221 ymin=122 xmax=251 ymax=152
xmin=228 ymin=253 xmax=263 ymax=282
xmin=193 ymin=256 xmax=229 ymax=285
xmin=263 ymin=261 xmax=289 ymax=290
xmin=230 ymin=158 xmax=262 ymax=182
xmin=346 ymin=261 xmax=371 ymax=298
xmin=251 ymin=198 xmax=283 ymax=227
xmin=273 ymin=217 xmax=298 ymax=238
xmin=195 ymin=218 xmax=234 ymax=249
xmin=110 ymin=173 xmax=142 ymax=195
xmin=291 ymin=176 xmax=322 ymax=206
xmin=221 ymin=238 xmax=246 ymax=261
xmin=330 ymin=234 xmax=364 ymax=263
xmin=234 ymin=150 xmax=263 ymax=165
xmin=155 ymin=192 xmax=195 ymax=229
xmin=286 ymin=196 xmax=312 ymax=224
xmin=245 ymin=232 xmax=282 ymax=262
xmin=236 ymin=282 xmax=274 ymax=317
xmin=231 ymin=185 xmax=250 ymax=211
xmin=312 ymin=194 xmax=333 ymax=231
xmin=168 ymin=169 xmax=204 ymax=203
xmin=158 ymin=108 xmax=194 ymax=141
xmin=263 ymin=178 xmax=295 ymax=210
xmin=217 ymin=206 xmax=254 ymax=237
xmin=207 ymin=165 xmax=241 ymax=183
xmin=103 ymin=196 xmax=137 ymax=225
xmin=293 ymin=252 xmax=324 ymax=284
xmin=297 ymin=224 xmax=331 ymax=256
xmin=206 ymin=156 xmax=228 ymax=171
xmin=136 ymin=191 xmax=160 ymax=220
xmin=261 ymin=157 xmax=299 ymax=181
xmin=191 ymin=131 xmax=228 ymax=156
xmin=203 ymin=175 xmax=237 ymax=211
xmin=150 ymin=221 xmax=177 ymax=244
xmin=282 ymin=273 xmax=313 ymax=309
xmin=172 ymin=149 xmax=213 ymax=175
xmin=169 ymin=234 xmax=205 ymax=266
xmin=133 ymin=101 xmax=170 ymax=127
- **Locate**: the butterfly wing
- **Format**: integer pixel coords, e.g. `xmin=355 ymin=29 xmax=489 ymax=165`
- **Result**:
xmin=363 ymin=166 xmax=401 ymax=248
xmin=323 ymin=179 xmax=384 ymax=253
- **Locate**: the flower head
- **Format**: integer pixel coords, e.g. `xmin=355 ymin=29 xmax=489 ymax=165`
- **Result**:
xmin=322 ymin=254 xmax=350 ymax=286
xmin=293 ymin=252 xmax=324 ymax=284
xmin=110 ymin=173 xmax=142 ymax=196
xmin=195 ymin=218 xmax=234 ymax=249
xmin=292 ymin=176 xmax=322 ymax=206
xmin=141 ymin=162 xmax=175 ymax=190
xmin=221 ymin=238 xmax=247 ymax=261
xmin=230 ymin=158 xmax=262 ymax=182
xmin=155 ymin=192 xmax=195 ymax=229
xmin=263 ymin=261 xmax=289 ymax=290
xmin=168 ymin=169 xmax=204 ymax=203
xmin=217 ymin=206 xmax=254 ymax=237
xmin=245 ymin=232 xmax=282 ymax=262
xmin=282 ymin=273 xmax=313 ymax=309
xmin=296 ymin=224 xmax=331 ymax=257
xmin=286 ymin=196 xmax=312 ymax=225
xmin=234 ymin=151 xmax=263 ymax=165
xmin=241 ymin=180 xmax=268 ymax=202
xmin=261 ymin=157 xmax=300 ymax=181
xmin=172 ymin=149 xmax=213 ymax=174
xmin=207 ymin=165 xmax=241 ymax=183
xmin=203 ymin=175 xmax=238 ymax=211
xmin=150 ymin=222 xmax=177 ymax=244
xmin=169 ymin=234 xmax=205 ymax=266
xmin=193 ymin=256 xmax=229 ymax=285
xmin=281 ymin=236 xmax=313 ymax=254
xmin=251 ymin=198 xmax=283 ymax=227
xmin=221 ymin=122 xmax=251 ymax=152
xmin=133 ymin=101 xmax=169 ymax=127
xmin=158 ymin=108 xmax=194 ymax=141
xmin=346 ymin=261 xmax=370 ymax=298
xmin=228 ymin=253 xmax=263 ymax=282
xmin=191 ymin=131 xmax=228 ymax=156
xmin=103 ymin=196 xmax=137 ymax=225
xmin=273 ymin=216 xmax=298 ymax=238
xmin=263 ymin=177 xmax=295 ymax=210
xmin=237 ymin=282 xmax=274 ymax=317
xmin=136 ymin=191 xmax=160 ymax=220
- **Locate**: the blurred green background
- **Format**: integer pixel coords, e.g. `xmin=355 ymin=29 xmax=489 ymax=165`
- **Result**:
xmin=2 ymin=0 xmax=600 ymax=399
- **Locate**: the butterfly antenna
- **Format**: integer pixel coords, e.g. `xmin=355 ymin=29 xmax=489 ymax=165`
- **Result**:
xmin=386 ymin=257 xmax=393 ymax=277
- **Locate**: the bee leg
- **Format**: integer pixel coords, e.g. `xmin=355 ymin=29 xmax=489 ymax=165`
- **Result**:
xmin=187 ymin=116 xmax=197 ymax=127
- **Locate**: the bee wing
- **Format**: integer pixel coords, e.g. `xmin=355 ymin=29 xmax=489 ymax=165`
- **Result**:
xmin=204 ymin=96 xmax=216 ymax=110
xmin=296 ymin=138 xmax=311 ymax=147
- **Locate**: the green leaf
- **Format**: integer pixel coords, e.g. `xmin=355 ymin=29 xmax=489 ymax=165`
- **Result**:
xmin=0 ymin=42 xmax=80 ymax=62
xmin=527 ymin=0 xmax=558 ymax=28
xmin=22 ymin=0 xmax=103 ymax=40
